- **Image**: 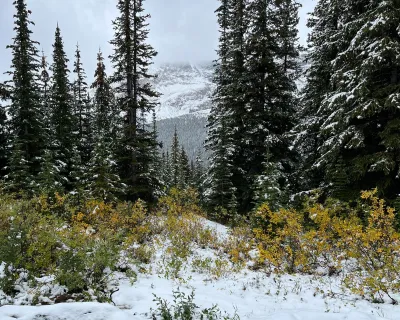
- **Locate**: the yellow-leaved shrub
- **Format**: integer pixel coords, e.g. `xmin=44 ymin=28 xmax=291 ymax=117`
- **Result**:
xmin=252 ymin=189 xmax=400 ymax=303
xmin=253 ymin=204 xmax=306 ymax=273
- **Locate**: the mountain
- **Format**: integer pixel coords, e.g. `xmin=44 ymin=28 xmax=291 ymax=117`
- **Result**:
xmin=152 ymin=58 xmax=309 ymax=160
xmin=151 ymin=62 xmax=214 ymax=159
xmin=152 ymin=62 xmax=214 ymax=120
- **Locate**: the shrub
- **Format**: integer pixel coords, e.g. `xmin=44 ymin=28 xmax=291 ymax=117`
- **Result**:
xmin=253 ymin=204 xmax=306 ymax=273
xmin=151 ymin=289 xmax=240 ymax=320
xmin=0 ymin=195 xmax=121 ymax=301
xmin=337 ymin=189 xmax=400 ymax=303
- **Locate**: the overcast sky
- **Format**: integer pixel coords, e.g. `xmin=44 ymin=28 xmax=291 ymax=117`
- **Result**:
xmin=0 ymin=0 xmax=316 ymax=82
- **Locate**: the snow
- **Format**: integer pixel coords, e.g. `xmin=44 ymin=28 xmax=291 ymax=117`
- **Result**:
xmin=0 ymin=218 xmax=399 ymax=320
xmin=149 ymin=62 xmax=215 ymax=121
xmin=1 ymin=263 xmax=397 ymax=320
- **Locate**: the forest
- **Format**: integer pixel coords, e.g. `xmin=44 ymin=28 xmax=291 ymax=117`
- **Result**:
xmin=0 ymin=0 xmax=400 ymax=319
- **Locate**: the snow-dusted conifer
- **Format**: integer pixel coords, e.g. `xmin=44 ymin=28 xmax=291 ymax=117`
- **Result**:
xmin=317 ymin=0 xmax=400 ymax=200
xmin=109 ymin=0 xmax=160 ymax=201
xmin=5 ymin=0 xmax=45 ymax=193
xmin=50 ymin=25 xmax=76 ymax=191
xmin=294 ymin=0 xmax=343 ymax=192
xmin=88 ymin=49 xmax=122 ymax=202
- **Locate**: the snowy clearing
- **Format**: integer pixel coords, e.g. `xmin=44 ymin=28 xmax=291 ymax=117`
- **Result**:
xmin=0 ymin=219 xmax=398 ymax=320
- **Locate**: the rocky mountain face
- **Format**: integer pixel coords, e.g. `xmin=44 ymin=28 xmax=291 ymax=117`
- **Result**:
xmin=152 ymin=62 xmax=214 ymax=159
xmin=153 ymin=58 xmax=308 ymax=160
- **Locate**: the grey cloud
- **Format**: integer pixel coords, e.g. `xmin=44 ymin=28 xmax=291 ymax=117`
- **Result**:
xmin=0 ymin=0 xmax=315 ymax=82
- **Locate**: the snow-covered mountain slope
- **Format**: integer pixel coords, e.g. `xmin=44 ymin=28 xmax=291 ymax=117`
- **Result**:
xmin=152 ymin=59 xmax=308 ymax=158
xmin=152 ymin=62 xmax=214 ymax=120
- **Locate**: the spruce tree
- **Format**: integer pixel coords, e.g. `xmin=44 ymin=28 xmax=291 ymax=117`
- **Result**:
xmin=294 ymin=0 xmax=343 ymax=193
xmin=37 ymin=50 xmax=61 ymax=195
xmin=39 ymin=51 xmax=51 ymax=131
xmin=88 ymin=49 xmax=122 ymax=202
xmin=149 ymin=111 xmax=163 ymax=197
xmin=0 ymin=92 xmax=8 ymax=180
xmin=206 ymin=119 xmax=238 ymax=216
xmin=206 ymin=0 xmax=246 ymax=212
xmin=271 ymin=0 xmax=301 ymax=192
xmin=5 ymin=0 xmax=45 ymax=193
xmin=242 ymin=0 xmax=290 ymax=210
xmin=317 ymin=0 xmax=400 ymax=200
xmin=178 ymin=146 xmax=191 ymax=189
xmin=50 ymin=24 xmax=76 ymax=191
xmin=161 ymin=150 xmax=172 ymax=191
xmin=253 ymin=148 xmax=288 ymax=210
xmin=72 ymin=44 xmax=93 ymax=164
xmin=170 ymin=127 xmax=181 ymax=188
xmin=37 ymin=148 xmax=63 ymax=195
xmin=192 ymin=151 xmax=205 ymax=199
xmin=109 ymin=0 xmax=160 ymax=201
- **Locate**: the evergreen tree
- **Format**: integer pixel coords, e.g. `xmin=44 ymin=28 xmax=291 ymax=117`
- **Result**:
xmin=206 ymin=119 xmax=238 ymax=216
xmin=37 ymin=50 xmax=61 ymax=195
xmin=271 ymin=0 xmax=301 ymax=192
xmin=206 ymin=0 xmax=247 ymax=212
xmin=37 ymin=148 xmax=62 ymax=195
xmin=149 ymin=111 xmax=163 ymax=197
xmin=109 ymin=0 xmax=160 ymax=201
xmin=5 ymin=0 xmax=45 ymax=193
xmin=72 ymin=44 xmax=93 ymax=164
xmin=294 ymin=0 xmax=343 ymax=192
xmin=253 ymin=148 xmax=288 ymax=210
xmin=170 ymin=127 xmax=180 ymax=188
xmin=178 ymin=146 xmax=191 ymax=189
xmin=50 ymin=24 xmax=76 ymax=191
xmin=242 ymin=0 xmax=294 ymax=210
xmin=0 ymin=87 xmax=9 ymax=180
xmin=317 ymin=0 xmax=400 ymax=200
xmin=160 ymin=151 xmax=172 ymax=191
xmin=39 ymin=50 xmax=51 ymax=134
xmin=192 ymin=151 xmax=205 ymax=199
xmin=88 ymin=49 xmax=122 ymax=202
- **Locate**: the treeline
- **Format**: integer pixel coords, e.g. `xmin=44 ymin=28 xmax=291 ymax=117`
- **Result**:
xmin=159 ymin=128 xmax=204 ymax=194
xmin=206 ymin=0 xmax=400 ymax=217
xmin=0 ymin=0 xmax=163 ymax=203
xmin=2 ymin=0 xmax=400 ymax=219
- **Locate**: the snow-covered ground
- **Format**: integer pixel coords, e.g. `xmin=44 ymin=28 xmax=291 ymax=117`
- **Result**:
xmin=0 ymin=221 xmax=398 ymax=320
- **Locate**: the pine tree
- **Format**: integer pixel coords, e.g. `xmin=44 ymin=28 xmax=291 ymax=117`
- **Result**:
xmin=50 ymin=24 xmax=76 ymax=191
xmin=317 ymin=0 xmax=400 ymax=200
xmin=5 ymin=0 xmax=45 ymax=193
xmin=109 ymin=0 xmax=160 ymax=201
xmin=88 ymin=49 xmax=122 ymax=202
